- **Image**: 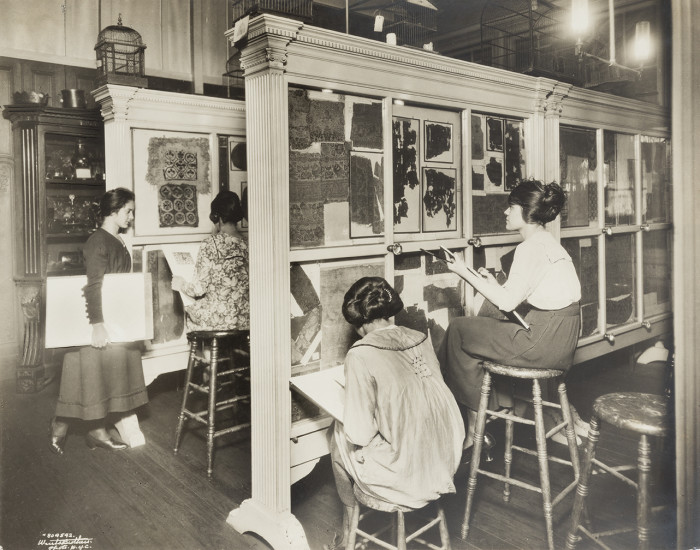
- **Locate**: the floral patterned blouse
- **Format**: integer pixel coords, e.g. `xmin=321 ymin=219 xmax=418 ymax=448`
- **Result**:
xmin=182 ymin=233 xmax=249 ymax=331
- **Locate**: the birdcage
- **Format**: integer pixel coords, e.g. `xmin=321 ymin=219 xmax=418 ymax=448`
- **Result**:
xmin=223 ymin=51 xmax=246 ymax=100
xmin=383 ymin=0 xmax=437 ymax=48
xmin=231 ymin=0 xmax=312 ymax=24
xmin=95 ymin=15 xmax=147 ymax=88
xmin=480 ymin=0 xmax=580 ymax=84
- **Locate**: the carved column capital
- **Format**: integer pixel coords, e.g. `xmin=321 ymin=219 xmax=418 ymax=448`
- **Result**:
xmin=544 ymin=82 xmax=572 ymax=119
xmin=93 ymin=84 xmax=138 ymax=124
xmin=228 ymin=14 xmax=302 ymax=77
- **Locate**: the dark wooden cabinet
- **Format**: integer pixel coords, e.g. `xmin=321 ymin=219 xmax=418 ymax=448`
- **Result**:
xmin=2 ymin=105 xmax=105 ymax=392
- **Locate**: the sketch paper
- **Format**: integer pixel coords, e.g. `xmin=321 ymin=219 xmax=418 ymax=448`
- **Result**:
xmin=45 ymin=273 xmax=153 ymax=348
xmin=290 ymin=365 xmax=346 ymax=422
xmin=161 ymin=242 xmax=202 ymax=307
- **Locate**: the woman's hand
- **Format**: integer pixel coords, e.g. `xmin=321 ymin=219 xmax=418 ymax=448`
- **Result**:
xmin=91 ymin=323 xmax=110 ymax=348
xmin=476 ymin=267 xmax=498 ymax=284
xmin=171 ymin=275 xmax=185 ymax=292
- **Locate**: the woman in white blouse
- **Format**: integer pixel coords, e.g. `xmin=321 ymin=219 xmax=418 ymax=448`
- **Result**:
xmin=438 ymin=180 xmax=582 ymax=450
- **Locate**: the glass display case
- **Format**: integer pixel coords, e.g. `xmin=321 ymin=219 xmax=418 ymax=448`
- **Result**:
xmin=2 ymin=104 xmax=105 ymax=392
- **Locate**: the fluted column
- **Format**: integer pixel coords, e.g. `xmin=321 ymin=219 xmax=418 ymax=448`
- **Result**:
xmin=225 ymin=15 xmax=309 ymax=550
xmin=93 ymin=84 xmax=138 ymax=192
xmin=542 ymin=82 xmax=571 ymax=240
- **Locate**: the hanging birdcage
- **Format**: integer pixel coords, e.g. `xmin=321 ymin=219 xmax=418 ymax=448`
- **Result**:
xmin=480 ymin=0 xmax=580 ymax=84
xmin=95 ymin=14 xmax=148 ymax=88
xmin=383 ymin=0 xmax=437 ymax=48
xmin=223 ymin=51 xmax=246 ymax=100
xmin=231 ymin=0 xmax=312 ymax=24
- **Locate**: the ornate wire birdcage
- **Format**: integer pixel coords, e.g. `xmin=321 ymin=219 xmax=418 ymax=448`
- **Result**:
xmin=223 ymin=50 xmax=246 ymax=100
xmin=480 ymin=0 xmax=580 ymax=84
xmin=95 ymin=15 xmax=147 ymax=88
xmin=231 ymin=0 xmax=313 ymax=24
xmin=383 ymin=0 xmax=437 ymax=48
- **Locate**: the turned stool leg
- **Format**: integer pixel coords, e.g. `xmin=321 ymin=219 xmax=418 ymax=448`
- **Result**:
xmin=566 ymin=415 xmax=601 ymax=550
xmin=637 ymin=434 xmax=652 ymax=550
xmin=532 ymin=379 xmax=555 ymax=550
xmin=346 ymin=502 xmax=360 ymax=550
xmin=174 ymin=336 xmax=198 ymax=453
xmin=436 ymin=503 xmax=452 ymax=550
xmin=460 ymin=371 xmax=492 ymax=540
xmin=206 ymin=337 xmax=220 ymax=479
xmin=503 ymin=413 xmax=514 ymax=503
xmin=396 ymin=510 xmax=407 ymax=550
xmin=558 ymin=381 xmax=580 ymax=478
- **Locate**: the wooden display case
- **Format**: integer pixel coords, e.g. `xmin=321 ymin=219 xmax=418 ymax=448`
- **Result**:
xmin=2 ymin=105 xmax=105 ymax=392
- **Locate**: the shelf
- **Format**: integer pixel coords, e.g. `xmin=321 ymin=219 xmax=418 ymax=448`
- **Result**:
xmin=46 ymin=232 xmax=92 ymax=242
xmin=45 ymin=179 xmax=104 ymax=187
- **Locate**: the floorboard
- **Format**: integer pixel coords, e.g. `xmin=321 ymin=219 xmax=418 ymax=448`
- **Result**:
xmin=1 ymin=349 xmax=676 ymax=549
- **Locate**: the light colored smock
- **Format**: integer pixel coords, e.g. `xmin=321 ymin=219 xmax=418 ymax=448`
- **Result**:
xmin=334 ymin=325 xmax=465 ymax=509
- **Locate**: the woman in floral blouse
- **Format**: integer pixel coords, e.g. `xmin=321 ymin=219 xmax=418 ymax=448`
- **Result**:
xmin=172 ymin=190 xmax=249 ymax=331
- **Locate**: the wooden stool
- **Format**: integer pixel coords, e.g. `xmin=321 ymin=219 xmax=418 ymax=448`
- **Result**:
xmin=173 ymin=329 xmax=250 ymax=478
xmin=565 ymin=392 xmax=670 ymax=550
xmin=346 ymin=486 xmax=452 ymax=550
xmin=461 ymin=361 xmax=581 ymax=550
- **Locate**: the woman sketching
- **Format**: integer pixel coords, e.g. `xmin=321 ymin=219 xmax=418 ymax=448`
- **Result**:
xmin=50 ymin=187 xmax=149 ymax=454
xmin=172 ymin=190 xmax=249 ymax=332
xmin=438 ymin=179 xmax=584 ymax=454
xmin=326 ymin=277 xmax=465 ymax=549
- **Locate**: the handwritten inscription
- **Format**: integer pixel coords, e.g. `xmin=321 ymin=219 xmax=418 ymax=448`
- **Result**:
xmin=37 ymin=533 xmax=93 ymax=550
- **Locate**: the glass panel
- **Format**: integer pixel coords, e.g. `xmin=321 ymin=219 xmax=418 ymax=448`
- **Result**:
xmin=643 ymin=229 xmax=672 ymax=316
xmin=290 ymin=258 xmax=384 ymax=374
xmin=605 ymin=233 xmax=637 ymax=327
xmin=288 ymin=88 xmax=384 ymax=249
xmin=472 ymin=243 xmax=517 ymax=316
xmin=394 ymin=249 xmax=464 ymax=353
xmin=471 ymin=114 xmax=526 ymax=235
xmin=641 ymin=136 xmax=672 ymax=223
xmin=45 ymin=133 xmax=104 ymax=183
xmin=604 ymin=131 xmax=636 ymax=226
xmin=392 ymin=104 xmax=462 ymax=236
xmin=562 ymin=237 xmax=600 ymax=338
xmin=560 ymin=126 xmax=598 ymax=228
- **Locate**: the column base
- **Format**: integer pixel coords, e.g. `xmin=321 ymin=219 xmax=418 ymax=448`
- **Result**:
xmin=227 ymin=498 xmax=309 ymax=550
xmin=16 ymin=364 xmax=55 ymax=393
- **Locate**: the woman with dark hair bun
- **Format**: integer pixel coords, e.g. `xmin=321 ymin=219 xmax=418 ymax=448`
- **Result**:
xmin=438 ymin=180 xmax=582 ymax=453
xmin=326 ymin=277 xmax=465 ymax=549
xmin=49 ymin=187 xmax=149 ymax=454
xmin=172 ymin=190 xmax=249 ymax=331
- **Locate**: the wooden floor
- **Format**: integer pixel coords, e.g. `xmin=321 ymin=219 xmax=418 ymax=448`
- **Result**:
xmin=1 ymin=349 xmax=676 ymax=550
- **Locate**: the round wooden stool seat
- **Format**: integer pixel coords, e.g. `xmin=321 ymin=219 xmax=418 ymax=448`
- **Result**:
xmin=483 ymin=361 xmax=565 ymax=380
xmin=174 ymin=329 xmax=250 ymax=478
xmin=593 ymin=392 xmax=669 ymax=438
xmin=461 ymin=360 xmax=579 ymax=550
xmin=566 ymin=392 xmax=672 ymax=550
xmin=346 ymin=485 xmax=452 ymax=550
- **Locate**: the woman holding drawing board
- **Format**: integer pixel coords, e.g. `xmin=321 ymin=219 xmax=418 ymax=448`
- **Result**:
xmin=325 ymin=277 xmax=464 ymax=550
xmin=50 ymin=187 xmax=149 ymax=454
xmin=171 ymin=190 xmax=249 ymax=332
xmin=437 ymin=180 xmax=582 ymax=454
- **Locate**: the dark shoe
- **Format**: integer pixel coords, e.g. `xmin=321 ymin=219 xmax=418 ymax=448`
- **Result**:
xmin=49 ymin=419 xmax=66 ymax=455
xmin=462 ymin=431 xmax=496 ymax=464
xmin=85 ymin=433 xmax=128 ymax=451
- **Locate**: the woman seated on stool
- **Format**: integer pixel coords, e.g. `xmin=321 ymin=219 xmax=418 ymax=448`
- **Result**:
xmin=438 ymin=180 xmax=582 ymax=453
xmin=326 ymin=277 xmax=465 ymax=549
xmin=172 ymin=190 xmax=249 ymax=332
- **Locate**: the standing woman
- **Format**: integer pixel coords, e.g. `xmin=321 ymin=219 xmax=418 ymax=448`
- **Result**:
xmin=438 ymin=180 xmax=581 ymax=449
xmin=49 ymin=187 xmax=149 ymax=454
xmin=171 ymin=190 xmax=249 ymax=332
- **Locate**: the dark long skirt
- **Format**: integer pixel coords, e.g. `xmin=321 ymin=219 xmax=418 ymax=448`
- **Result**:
xmin=55 ymin=343 xmax=149 ymax=421
xmin=437 ymin=302 xmax=581 ymax=411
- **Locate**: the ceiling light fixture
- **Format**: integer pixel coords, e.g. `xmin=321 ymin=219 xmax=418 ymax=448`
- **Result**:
xmin=572 ymin=0 xmax=650 ymax=77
